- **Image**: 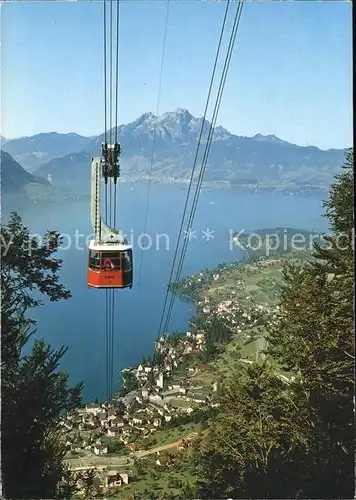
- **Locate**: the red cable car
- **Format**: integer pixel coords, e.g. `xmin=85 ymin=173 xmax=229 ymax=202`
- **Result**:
xmin=88 ymin=240 xmax=133 ymax=289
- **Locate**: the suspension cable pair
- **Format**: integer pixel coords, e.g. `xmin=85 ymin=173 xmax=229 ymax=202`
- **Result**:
xmin=155 ymin=1 xmax=244 ymax=362
xmin=103 ymin=0 xmax=121 ymax=404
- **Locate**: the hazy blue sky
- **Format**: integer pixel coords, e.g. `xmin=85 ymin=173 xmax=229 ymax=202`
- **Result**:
xmin=1 ymin=0 xmax=352 ymax=149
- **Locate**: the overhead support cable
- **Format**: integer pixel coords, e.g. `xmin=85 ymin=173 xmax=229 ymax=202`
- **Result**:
xmin=103 ymin=0 xmax=110 ymax=408
xmin=103 ymin=0 xmax=121 ymax=406
xmin=156 ymin=0 xmax=232 ymax=342
xmin=162 ymin=1 xmax=244 ymax=335
xmin=114 ymin=0 xmax=121 ymax=230
xmin=103 ymin=0 xmax=108 ymax=224
xmin=138 ymin=0 xmax=171 ymax=286
xmin=109 ymin=0 xmax=121 ymax=402
xmin=156 ymin=0 xmax=244 ymax=347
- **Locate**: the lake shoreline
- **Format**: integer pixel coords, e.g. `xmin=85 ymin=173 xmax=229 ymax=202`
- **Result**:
xmin=23 ymin=184 xmax=328 ymax=402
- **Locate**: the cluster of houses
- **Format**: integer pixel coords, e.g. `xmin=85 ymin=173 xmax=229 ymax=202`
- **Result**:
xmin=66 ymin=468 xmax=130 ymax=497
xmin=62 ymin=401 xmax=171 ymax=456
xmin=62 ymin=258 xmax=280 ymax=460
xmin=181 ymin=257 xmax=283 ymax=304
xmin=130 ymin=331 xmax=212 ymax=406
xmin=60 ymin=258 xmax=286 ymax=497
xmin=196 ymin=292 xmax=279 ymax=332
xmin=176 ymin=261 xmax=249 ymax=299
xmin=62 ymin=331 xmax=214 ymax=459
xmin=128 ymin=331 xmax=207 ymax=391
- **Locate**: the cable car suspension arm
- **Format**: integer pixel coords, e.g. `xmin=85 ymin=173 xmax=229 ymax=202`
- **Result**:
xmin=91 ymin=157 xmax=126 ymax=245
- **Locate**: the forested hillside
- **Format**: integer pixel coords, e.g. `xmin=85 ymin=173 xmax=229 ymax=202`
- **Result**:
xmin=189 ymin=149 xmax=354 ymax=498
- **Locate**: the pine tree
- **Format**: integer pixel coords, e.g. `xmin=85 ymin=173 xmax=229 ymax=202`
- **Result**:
xmin=193 ymin=362 xmax=311 ymax=498
xmin=267 ymin=149 xmax=354 ymax=497
xmin=192 ymin=150 xmax=354 ymax=498
xmin=1 ymin=212 xmax=83 ymax=499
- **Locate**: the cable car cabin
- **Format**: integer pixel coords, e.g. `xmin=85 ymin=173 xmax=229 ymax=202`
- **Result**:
xmin=87 ymin=241 xmax=133 ymax=289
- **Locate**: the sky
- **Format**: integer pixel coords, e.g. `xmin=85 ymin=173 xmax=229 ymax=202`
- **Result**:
xmin=1 ymin=0 xmax=352 ymax=149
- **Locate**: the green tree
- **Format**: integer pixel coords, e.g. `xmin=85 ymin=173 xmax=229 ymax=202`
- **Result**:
xmin=180 ymin=480 xmax=197 ymax=499
xmin=106 ymin=439 xmax=124 ymax=455
xmin=267 ymin=150 xmax=354 ymax=497
xmin=114 ymin=399 xmax=125 ymax=416
xmin=131 ymin=457 xmax=144 ymax=476
xmin=193 ymin=362 xmax=310 ymax=498
xmin=192 ymin=150 xmax=354 ymax=498
xmin=81 ymin=468 xmax=97 ymax=498
xmin=142 ymin=487 xmax=151 ymax=498
xmin=314 ymin=148 xmax=354 ymax=275
xmin=1 ymin=213 xmax=83 ymax=499
xmin=119 ymin=370 xmax=138 ymax=395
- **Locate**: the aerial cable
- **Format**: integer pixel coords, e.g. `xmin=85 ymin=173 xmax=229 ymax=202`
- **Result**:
xmin=114 ymin=0 xmax=121 ymax=230
xmin=110 ymin=0 xmax=120 ymax=398
xmin=103 ymin=0 xmax=111 ymax=408
xmin=103 ymin=0 xmax=108 ymax=224
xmin=109 ymin=0 xmax=113 ymax=147
xmin=106 ymin=0 xmax=121 ymax=403
xmin=163 ymin=1 xmax=244 ymax=335
xmin=114 ymin=0 xmax=120 ymax=141
xmin=103 ymin=0 xmax=107 ymax=144
xmin=102 ymin=0 xmax=121 ymax=405
xmin=109 ymin=0 xmax=113 ymax=228
xmin=110 ymin=289 xmax=115 ymax=398
xmin=138 ymin=0 xmax=171 ymax=286
xmin=109 ymin=0 xmax=120 ymax=405
xmin=107 ymin=290 xmax=110 ymax=401
xmin=109 ymin=0 xmax=121 ymax=401
xmin=105 ymin=289 xmax=109 ymax=402
xmin=156 ymin=0 xmax=231 ymax=343
xmin=162 ymin=1 xmax=244 ymax=336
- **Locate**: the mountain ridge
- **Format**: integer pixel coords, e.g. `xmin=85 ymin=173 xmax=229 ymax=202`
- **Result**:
xmin=1 ymin=150 xmax=77 ymax=211
xmin=3 ymin=108 xmax=347 ymax=158
xmin=2 ymin=109 xmax=349 ymax=194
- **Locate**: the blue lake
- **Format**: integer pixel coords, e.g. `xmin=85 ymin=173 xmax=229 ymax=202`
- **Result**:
xmin=20 ymin=183 xmax=329 ymax=401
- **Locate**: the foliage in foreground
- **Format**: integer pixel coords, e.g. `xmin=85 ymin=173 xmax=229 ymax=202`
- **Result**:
xmin=190 ymin=149 xmax=354 ymax=498
xmin=1 ymin=213 xmax=83 ymax=499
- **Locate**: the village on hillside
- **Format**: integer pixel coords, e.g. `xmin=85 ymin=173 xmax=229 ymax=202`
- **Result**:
xmin=61 ymin=328 xmax=218 ymax=496
xmin=61 ymin=253 xmax=300 ymax=496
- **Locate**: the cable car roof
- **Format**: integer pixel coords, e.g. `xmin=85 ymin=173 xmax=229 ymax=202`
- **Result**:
xmin=88 ymin=239 xmax=132 ymax=252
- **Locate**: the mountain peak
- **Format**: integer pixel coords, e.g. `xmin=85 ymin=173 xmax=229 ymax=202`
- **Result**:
xmin=175 ymin=107 xmax=192 ymax=116
xmin=213 ymin=125 xmax=231 ymax=140
xmin=160 ymin=108 xmax=193 ymax=122
xmin=253 ymin=133 xmax=286 ymax=144
xmin=136 ymin=111 xmax=156 ymax=124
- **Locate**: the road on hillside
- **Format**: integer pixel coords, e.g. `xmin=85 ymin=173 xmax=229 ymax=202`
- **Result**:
xmin=64 ymin=454 xmax=131 ymax=470
xmin=65 ymin=432 xmax=198 ymax=470
xmin=135 ymin=432 xmax=198 ymax=458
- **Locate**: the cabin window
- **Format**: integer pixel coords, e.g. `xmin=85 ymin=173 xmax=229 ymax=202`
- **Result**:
xmin=122 ymin=250 xmax=132 ymax=271
xmin=89 ymin=251 xmax=101 ymax=269
xmin=101 ymin=252 xmax=121 ymax=270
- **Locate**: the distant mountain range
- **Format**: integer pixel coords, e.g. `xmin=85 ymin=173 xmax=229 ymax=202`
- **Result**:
xmin=3 ymin=132 xmax=93 ymax=171
xmin=2 ymin=108 xmax=349 ymax=198
xmin=1 ymin=150 xmax=47 ymax=193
